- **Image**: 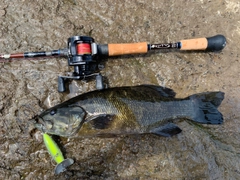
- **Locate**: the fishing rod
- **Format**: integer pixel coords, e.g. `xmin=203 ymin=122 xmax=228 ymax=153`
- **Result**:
xmin=0 ymin=35 xmax=226 ymax=92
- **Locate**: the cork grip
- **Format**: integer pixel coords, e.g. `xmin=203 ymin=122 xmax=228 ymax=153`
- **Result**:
xmin=180 ymin=35 xmax=226 ymax=51
xmin=180 ymin=38 xmax=208 ymax=50
xmin=108 ymin=42 xmax=148 ymax=56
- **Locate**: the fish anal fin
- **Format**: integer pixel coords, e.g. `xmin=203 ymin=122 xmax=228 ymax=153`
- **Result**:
xmin=149 ymin=123 xmax=182 ymax=137
xmin=87 ymin=114 xmax=116 ymax=129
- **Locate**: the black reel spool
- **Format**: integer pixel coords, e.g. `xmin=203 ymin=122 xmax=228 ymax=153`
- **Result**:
xmin=58 ymin=36 xmax=104 ymax=92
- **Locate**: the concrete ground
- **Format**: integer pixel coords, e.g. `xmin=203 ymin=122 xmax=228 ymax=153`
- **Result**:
xmin=0 ymin=0 xmax=240 ymax=179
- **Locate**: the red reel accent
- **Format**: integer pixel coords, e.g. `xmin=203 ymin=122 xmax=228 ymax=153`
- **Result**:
xmin=77 ymin=43 xmax=91 ymax=55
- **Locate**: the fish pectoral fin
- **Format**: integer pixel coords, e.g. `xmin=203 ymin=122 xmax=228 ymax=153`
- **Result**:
xmin=86 ymin=114 xmax=116 ymax=129
xmin=149 ymin=123 xmax=182 ymax=137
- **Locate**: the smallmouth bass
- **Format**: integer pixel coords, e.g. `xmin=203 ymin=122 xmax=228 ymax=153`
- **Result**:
xmin=35 ymin=85 xmax=224 ymax=137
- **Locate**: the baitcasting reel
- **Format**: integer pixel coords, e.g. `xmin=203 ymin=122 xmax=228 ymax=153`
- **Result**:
xmin=58 ymin=36 xmax=104 ymax=92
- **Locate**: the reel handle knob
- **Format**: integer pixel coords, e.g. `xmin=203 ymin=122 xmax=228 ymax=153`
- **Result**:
xmin=96 ymin=74 xmax=104 ymax=90
xmin=58 ymin=77 xmax=66 ymax=92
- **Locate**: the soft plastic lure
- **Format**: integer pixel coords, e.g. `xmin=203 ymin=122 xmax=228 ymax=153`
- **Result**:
xmin=43 ymin=133 xmax=74 ymax=174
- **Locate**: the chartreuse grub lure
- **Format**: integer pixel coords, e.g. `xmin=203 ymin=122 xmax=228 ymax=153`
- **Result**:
xmin=43 ymin=133 xmax=74 ymax=174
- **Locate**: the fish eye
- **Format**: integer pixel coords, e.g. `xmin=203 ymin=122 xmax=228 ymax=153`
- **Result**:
xmin=50 ymin=109 xmax=57 ymax=116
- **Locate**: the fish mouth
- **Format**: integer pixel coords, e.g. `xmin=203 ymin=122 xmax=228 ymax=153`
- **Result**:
xmin=34 ymin=115 xmax=48 ymax=133
xmin=33 ymin=113 xmax=84 ymax=137
xmin=33 ymin=106 xmax=86 ymax=136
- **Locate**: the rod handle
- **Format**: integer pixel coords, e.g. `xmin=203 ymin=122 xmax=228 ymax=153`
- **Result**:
xmin=108 ymin=42 xmax=148 ymax=56
xmin=180 ymin=34 xmax=226 ymax=51
xmin=97 ymin=42 xmax=148 ymax=56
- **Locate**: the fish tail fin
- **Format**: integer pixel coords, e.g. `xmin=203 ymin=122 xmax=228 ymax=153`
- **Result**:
xmin=189 ymin=91 xmax=224 ymax=124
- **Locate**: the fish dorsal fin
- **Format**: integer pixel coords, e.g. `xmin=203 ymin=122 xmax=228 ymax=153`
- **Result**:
xmin=137 ymin=85 xmax=176 ymax=98
xmin=149 ymin=123 xmax=182 ymax=137
xmin=87 ymin=114 xmax=116 ymax=129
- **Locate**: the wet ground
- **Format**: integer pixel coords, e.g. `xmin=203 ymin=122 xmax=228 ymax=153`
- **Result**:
xmin=0 ymin=0 xmax=240 ymax=179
